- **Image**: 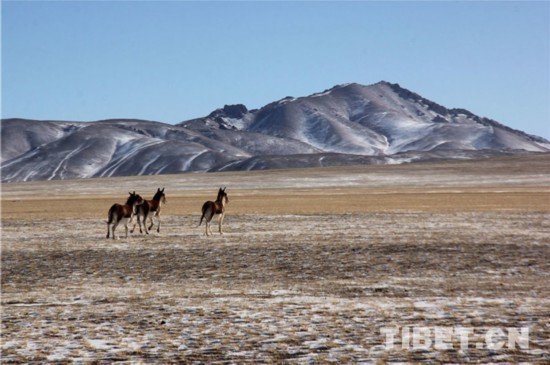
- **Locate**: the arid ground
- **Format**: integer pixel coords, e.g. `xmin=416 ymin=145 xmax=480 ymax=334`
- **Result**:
xmin=2 ymin=154 xmax=549 ymax=363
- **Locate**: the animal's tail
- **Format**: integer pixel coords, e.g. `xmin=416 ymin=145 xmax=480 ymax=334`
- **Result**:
xmin=107 ymin=205 xmax=116 ymax=224
xmin=198 ymin=202 xmax=208 ymax=226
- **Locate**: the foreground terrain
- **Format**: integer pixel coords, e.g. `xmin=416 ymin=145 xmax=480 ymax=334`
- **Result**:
xmin=2 ymin=155 xmax=549 ymax=363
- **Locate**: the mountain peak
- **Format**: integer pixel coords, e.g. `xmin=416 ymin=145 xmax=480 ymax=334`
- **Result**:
xmin=208 ymin=104 xmax=248 ymax=119
xmin=3 ymin=81 xmax=548 ymax=182
xmin=306 ymin=83 xmax=361 ymax=98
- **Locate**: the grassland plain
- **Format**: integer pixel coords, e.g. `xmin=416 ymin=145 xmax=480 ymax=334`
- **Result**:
xmin=1 ymin=154 xmax=549 ymax=363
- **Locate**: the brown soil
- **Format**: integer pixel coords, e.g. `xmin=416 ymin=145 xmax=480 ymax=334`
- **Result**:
xmin=2 ymin=155 xmax=549 ymax=363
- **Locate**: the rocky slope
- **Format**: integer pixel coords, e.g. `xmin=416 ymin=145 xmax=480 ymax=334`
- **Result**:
xmin=2 ymin=82 xmax=548 ymax=182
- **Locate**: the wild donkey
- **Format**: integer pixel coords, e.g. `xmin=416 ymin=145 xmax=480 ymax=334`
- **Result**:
xmin=106 ymin=192 xmax=144 ymax=239
xmin=132 ymin=187 xmax=167 ymax=234
xmin=199 ymin=187 xmax=229 ymax=236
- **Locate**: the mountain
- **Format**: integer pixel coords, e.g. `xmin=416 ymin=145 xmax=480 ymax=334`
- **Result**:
xmin=2 ymin=82 xmax=548 ymax=182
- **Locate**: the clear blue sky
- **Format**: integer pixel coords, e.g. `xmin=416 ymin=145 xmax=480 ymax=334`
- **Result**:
xmin=2 ymin=1 xmax=549 ymax=138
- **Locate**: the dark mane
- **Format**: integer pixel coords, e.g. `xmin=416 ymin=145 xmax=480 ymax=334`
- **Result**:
xmin=152 ymin=187 xmax=165 ymax=202
xmin=125 ymin=192 xmax=141 ymax=206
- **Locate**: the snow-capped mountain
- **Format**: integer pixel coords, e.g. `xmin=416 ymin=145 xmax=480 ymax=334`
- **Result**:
xmin=180 ymin=82 xmax=548 ymax=154
xmin=2 ymin=82 xmax=548 ymax=182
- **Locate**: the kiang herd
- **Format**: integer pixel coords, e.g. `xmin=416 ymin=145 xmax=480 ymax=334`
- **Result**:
xmin=106 ymin=187 xmax=229 ymax=239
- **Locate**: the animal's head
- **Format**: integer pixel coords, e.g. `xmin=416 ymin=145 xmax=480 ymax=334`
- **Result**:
xmin=154 ymin=187 xmax=167 ymax=204
xmin=126 ymin=191 xmax=144 ymax=207
xmin=217 ymin=187 xmax=228 ymax=205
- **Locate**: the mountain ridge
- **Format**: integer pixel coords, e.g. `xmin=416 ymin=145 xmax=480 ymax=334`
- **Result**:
xmin=2 ymin=81 xmax=548 ymax=182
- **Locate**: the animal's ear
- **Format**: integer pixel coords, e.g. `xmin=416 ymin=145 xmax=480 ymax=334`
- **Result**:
xmin=223 ymin=187 xmax=226 ymax=192
xmin=161 ymin=187 xmax=165 ymax=192
xmin=129 ymin=191 xmax=132 ymax=195
xmin=133 ymin=191 xmax=136 ymax=195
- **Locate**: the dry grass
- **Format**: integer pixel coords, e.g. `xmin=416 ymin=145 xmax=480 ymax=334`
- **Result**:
xmin=2 ymin=155 xmax=549 ymax=363
xmin=2 ymin=187 xmax=549 ymax=220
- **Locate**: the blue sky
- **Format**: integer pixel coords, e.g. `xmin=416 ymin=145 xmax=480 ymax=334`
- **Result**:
xmin=2 ymin=1 xmax=549 ymax=138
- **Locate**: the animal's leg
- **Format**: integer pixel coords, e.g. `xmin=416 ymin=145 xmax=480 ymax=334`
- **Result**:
xmin=135 ymin=214 xmax=143 ymax=234
xmin=203 ymin=207 xmax=212 ymax=236
xmin=106 ymin=223 xmax=110 ymax=238
xmin=112 ymin=221 xmax=120 ymax=240
xmin=219 ymin=213 xmax=225 ymax=234
xmin=157 ymin=215 xmax=161 ymax=233
xmin=125 ymin=222 xmax=129 ymax=238
xmin=148 ymin=215 xmax=154 ymax=231
xmin=143 ymin=214 xmax=149 ymax=234
xmin=131 ymin=217 xmax=140 ymax=234
xmin=138 ymin=218 xmax=143 ymax=234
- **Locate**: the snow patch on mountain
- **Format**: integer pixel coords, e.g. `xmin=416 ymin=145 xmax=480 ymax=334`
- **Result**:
xmin=2 ymin=82 xmax=548 ymax=182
